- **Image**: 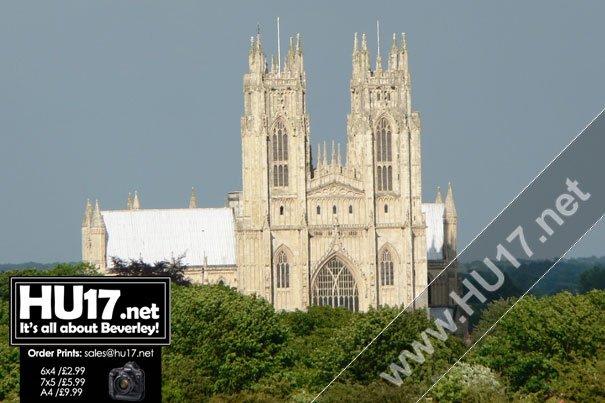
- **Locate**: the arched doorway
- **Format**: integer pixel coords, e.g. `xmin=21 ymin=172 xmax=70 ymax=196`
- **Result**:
xmin=311 ymin=256 xmax=359 ymax=312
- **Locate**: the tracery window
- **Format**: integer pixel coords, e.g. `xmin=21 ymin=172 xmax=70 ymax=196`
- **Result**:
xmin=272 ymin=120 xmax=289 ymax=187
xmin=312 ymin=257 xmax=359 ymax=312
xmin=375 ymin=118 xmax=393 ymax=191
xmin=276 ymin=251 xmax=290 ymax=288
xmin=380 ymin=250 xmax=394 ymax=286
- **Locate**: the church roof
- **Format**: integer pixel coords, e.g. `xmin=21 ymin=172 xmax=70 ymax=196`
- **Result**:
xmin=102 ymin=208 xmax=236 ymax=268
xmin=422 ymin=203 xmax=444 ymax=260
xmin=100 ymin=204 xmax=444 ymax=267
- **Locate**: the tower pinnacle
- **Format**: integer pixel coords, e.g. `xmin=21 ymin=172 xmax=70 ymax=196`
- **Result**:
xmin=189 ymin=187 xmax=197 ymax=208
xmin=92 ymin=200 xmax=105 ymax=229
xmin=133 ymin=191 xmax=141 ymax=210
xmin=82 ymin=199 xmax=93 ymax=227
xmin=435 ymin=186 xmax=443 ymax=204
xmin=445 ymin=182 xmax=457 ymax=218
xmin=389 ymin=33 xmax=398 ymax=70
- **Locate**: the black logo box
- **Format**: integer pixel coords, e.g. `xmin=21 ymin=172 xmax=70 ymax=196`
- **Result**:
xmin=10 ymin=277 xmax=171 ymax=345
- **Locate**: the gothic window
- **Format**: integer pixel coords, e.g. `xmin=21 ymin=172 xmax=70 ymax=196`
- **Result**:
xmin=276 ymin=251 xmax=290 ymax=288
xmin=272 ymin=120 xmax=289 ymax=187
xmin=375 ymin=118 xmax=393 ymax=191
xmin=384 ymin=204 xmax=388 ymax=213
xmin=279 ymin=206 xmax=284 ymax=215
xmin=380 ymin=250 xmax=394 ymax=286
xmin=317 ymin=206 xmax=321 ymax=215
xmin=349 ymin=205 xmax=353 ymax=214
xmin=312 ymin=257 xmax=359 ymax=312
xmin=332 ymin=205 xmax=337 ymax=214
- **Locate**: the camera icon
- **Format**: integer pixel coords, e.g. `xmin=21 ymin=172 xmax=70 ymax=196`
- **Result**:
xmin=108 ymin=361 xmax=145 ymax=401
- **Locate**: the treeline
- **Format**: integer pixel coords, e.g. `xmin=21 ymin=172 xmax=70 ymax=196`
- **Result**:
xmin=1 ymin=263 xmax=604 ymax=402
xmin=459 ymin=256 xmax=605 ymax=296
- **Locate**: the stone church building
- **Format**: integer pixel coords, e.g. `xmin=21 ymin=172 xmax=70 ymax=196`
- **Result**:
xmin=82 ymin=30 xmax=459 ymax=313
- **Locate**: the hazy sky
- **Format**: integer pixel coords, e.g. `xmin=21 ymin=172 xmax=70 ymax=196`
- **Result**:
xmin=1 ymin=1 xmax=604 ymax=263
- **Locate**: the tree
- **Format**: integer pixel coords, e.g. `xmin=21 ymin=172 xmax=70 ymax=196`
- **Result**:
xmin=0 ymin=263 xmax=98 ymax=401
xmin=163 ymin=284 xmax=288 ymax=398
xmin=430 ymin=362 xmax=507 ymax=403
xmin=470 ymin=291 xmax=605 ymax=398
xmin=109 ymin=256 xmax=191 ymax=286
xmin=579 ymin=266 xmax=605 ymax=293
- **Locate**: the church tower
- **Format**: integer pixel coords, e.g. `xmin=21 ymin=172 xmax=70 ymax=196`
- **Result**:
xmin=236 ymin=27 xmax=430 ymax=311
xmin=237 ymin=29 xmax=311 ymax=309
xmin=345 ymin=32 xmax=428 ymax=307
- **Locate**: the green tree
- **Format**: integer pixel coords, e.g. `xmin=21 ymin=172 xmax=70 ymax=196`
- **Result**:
xmin=579 ymin=266 xmax=605 ymax=293
xmin=471 ymin=291 xmax=605 ymax=398
xmin=163 ymin=284 xmax=288 ymax=399
xmin=0 ymin=263 xmax=97 ymax=401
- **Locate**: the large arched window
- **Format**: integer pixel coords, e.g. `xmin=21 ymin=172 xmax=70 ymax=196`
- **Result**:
xmin=276 ymin=251 xmax=290 ymax=288
xmin=272 ymin=120 xmax=289 ymax=187
xmin=375 ymin=118 xmax=393 ymax=191
xmin=312 ymin=257 xmax=359 ymax=312
xmin=380 ymin=250 xmax=394 ymax=286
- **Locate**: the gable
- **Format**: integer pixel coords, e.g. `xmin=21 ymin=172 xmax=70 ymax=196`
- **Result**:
xmin=307 ymin=181 xmax=364 ymax=198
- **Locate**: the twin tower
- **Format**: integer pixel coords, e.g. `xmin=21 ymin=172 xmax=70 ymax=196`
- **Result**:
xmin=234 ymin=29 xmax=457 ymax=312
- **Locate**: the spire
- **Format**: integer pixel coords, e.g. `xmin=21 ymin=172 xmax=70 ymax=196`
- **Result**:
xmin=82 ymin=199 xmax=93 ymax=227
xmin=435 ymin=186 xmax=443 ymax=203
xmin=270 ymin=54 xmax=276 ymax=72
xmin=256 ymin=24 xmax=262 ymax=50
xmin=127 ymin=192 xmax=133 ymax=210
xmin=249 ymin=35 xmax=255 ymax=53
xmin=323 ymin=141 xmax=328 ymax=167
xmin=91 ymin=199 xmax=105 ymax=229
xmin=133 ymin=191 xmax=141 ymax=210
xmin=277 ymin=17 xmax=281 ymax=75
xmin=399 ymin=32 xmax=408 ymax=72
xmin=389 ymin=33 xmax=398 ymax=70
xmin=376 ymin=21 xmax=382 ymax=73
xmin=445 ymin=182 xmax=457 ymax=218
xmin=317 ymin=143 xmax=322 ymax=170
xmin=331 ymin=140 xmax=336 ymax=167
xmin=361 ymin=33 xmax=370 ymax=71
xmin=296 ymin=32 xmax=302 ymax=54
xmin=337 ymin=143 xmax=342 ymax=167
xmin=189 ymin=187 xmax=197 ymax=208
xmin=352 ymin=32 xmax=361 ymax=78
xmin=376 ymin=20 xmax=380 ymax=55
xmin=295 ymin=33 xmax=304 ymax=73
xmin=286 ymin=36 xmax=294 ymax=72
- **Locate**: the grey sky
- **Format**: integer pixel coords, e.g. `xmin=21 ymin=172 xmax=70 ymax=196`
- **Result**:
xmin=1 ymin=1 xmax=604 ymax=263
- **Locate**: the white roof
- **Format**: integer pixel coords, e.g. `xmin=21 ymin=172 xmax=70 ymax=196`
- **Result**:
xmin=422 ymin=203 xmax=444 ymax=260
xmin=102 ymin=208 xmax=236 ymax=268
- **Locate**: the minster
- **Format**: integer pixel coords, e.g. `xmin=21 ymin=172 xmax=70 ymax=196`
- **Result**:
xmin=82 ymin=29 xmax=460 ymax=314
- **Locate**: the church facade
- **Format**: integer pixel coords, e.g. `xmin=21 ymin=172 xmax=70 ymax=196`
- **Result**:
xmin=82 ymin=29 xmax=459 ymax=313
